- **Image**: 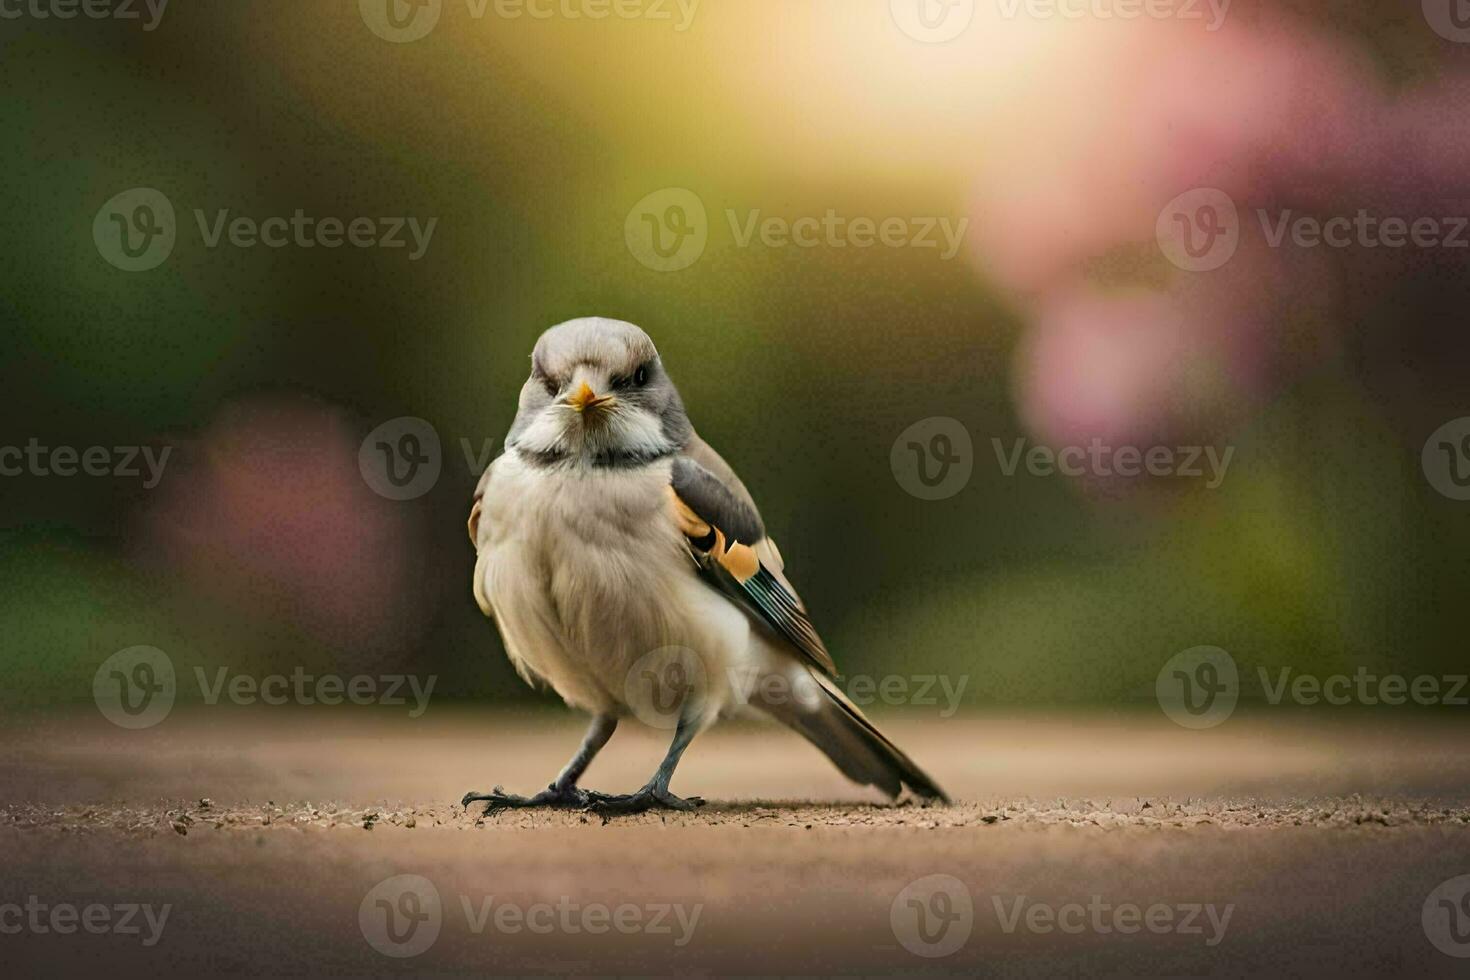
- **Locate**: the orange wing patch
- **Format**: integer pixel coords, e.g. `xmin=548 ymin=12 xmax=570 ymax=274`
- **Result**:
xmin=667 ymin=484 xmax=835 ymax=676
xmin=666 ymin=486 xmax=758 ymax=582
xmin=720 ymin=539 xmax=759 ymax=582
xmin=667 ymin=485 xmax=710 ymax=538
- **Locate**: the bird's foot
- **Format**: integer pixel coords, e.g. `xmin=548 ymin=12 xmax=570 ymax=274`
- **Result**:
xmin=461 ymin=783 xmax=610 ymax=814
xmin=585 ymin=784 xmax=706 ymax=820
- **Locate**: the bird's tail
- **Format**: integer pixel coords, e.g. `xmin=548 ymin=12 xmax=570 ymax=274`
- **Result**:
xmin=758 ymin=669 xmax=950 ymax=803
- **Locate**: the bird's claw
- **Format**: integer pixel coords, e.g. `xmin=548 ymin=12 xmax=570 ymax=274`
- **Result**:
xmin=462 ymin=783 xmax=608 ymax=814
xmin=585 ymin=787 xmax=706 ymax=820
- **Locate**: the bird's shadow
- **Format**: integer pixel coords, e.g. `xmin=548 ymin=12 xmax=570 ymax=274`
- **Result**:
xmin=692 ymin=798 xmax=935 ymax=814
xmin=492 ymin=798 xmax=944 ymax=822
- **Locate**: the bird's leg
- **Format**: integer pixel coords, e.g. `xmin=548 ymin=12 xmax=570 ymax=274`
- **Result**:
xmin=462 ymin=714 xmax=617 ymax=812
xmin=587 ymin=711 xmax=706 ymax=818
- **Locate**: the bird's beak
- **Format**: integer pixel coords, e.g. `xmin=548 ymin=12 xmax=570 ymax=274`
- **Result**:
xmin=567 ymin=381 xmax=613 ymax=413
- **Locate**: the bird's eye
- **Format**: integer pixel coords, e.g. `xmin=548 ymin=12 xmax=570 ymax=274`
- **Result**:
xmin=633 ymin=364 xmax=649 ymax=386
xmin=541 ymin=375 xmax=558 ymax=397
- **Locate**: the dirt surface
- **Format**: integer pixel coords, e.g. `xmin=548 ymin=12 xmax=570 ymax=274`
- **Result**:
xmin=3 ymin=707 xmax=1470 ymax=976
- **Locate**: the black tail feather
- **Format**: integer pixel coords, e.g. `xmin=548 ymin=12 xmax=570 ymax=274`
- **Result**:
xmin=761 ymin=670 xmax=950 ymax=803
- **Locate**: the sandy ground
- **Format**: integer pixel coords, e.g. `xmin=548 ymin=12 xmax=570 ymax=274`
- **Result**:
xmin=3 ymin=707 xmax=1470 ymax=976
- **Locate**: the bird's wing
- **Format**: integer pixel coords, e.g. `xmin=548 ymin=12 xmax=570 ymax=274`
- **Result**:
xmin=669 ymin=434 xmax=838 ymax=678
xmin=468 ymin=461 xmax=495 ymax=617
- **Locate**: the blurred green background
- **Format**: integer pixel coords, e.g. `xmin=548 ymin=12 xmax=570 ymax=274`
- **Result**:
xmin=2 ymin=0 xmax=1467 ymax=713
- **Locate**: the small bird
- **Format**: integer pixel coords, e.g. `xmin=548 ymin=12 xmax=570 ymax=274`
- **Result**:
xmin=463 ymin=317 xmax=947 ymax=815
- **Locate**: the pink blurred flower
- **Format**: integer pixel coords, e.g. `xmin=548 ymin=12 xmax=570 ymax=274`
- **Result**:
xmin=966 ymin=12 xmax=1470 ymax=470
xmin=969 ymin=16 xmax=1381 ymax=295
xmin=1016 ymin=239 xmax=1336 ymax=451
xmin=1361 ymin=73 xmax=1470 ymax=215
xmin=137 ymin=395 xmax=431 ymax=654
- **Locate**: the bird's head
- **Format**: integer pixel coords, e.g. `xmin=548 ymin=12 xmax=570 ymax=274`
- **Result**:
xmin=508 ymin=317 xmax=691 ymax=466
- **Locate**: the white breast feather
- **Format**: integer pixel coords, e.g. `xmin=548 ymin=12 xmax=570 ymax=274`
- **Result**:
xmin=476 ymin=452 xmax=756 ymax=723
